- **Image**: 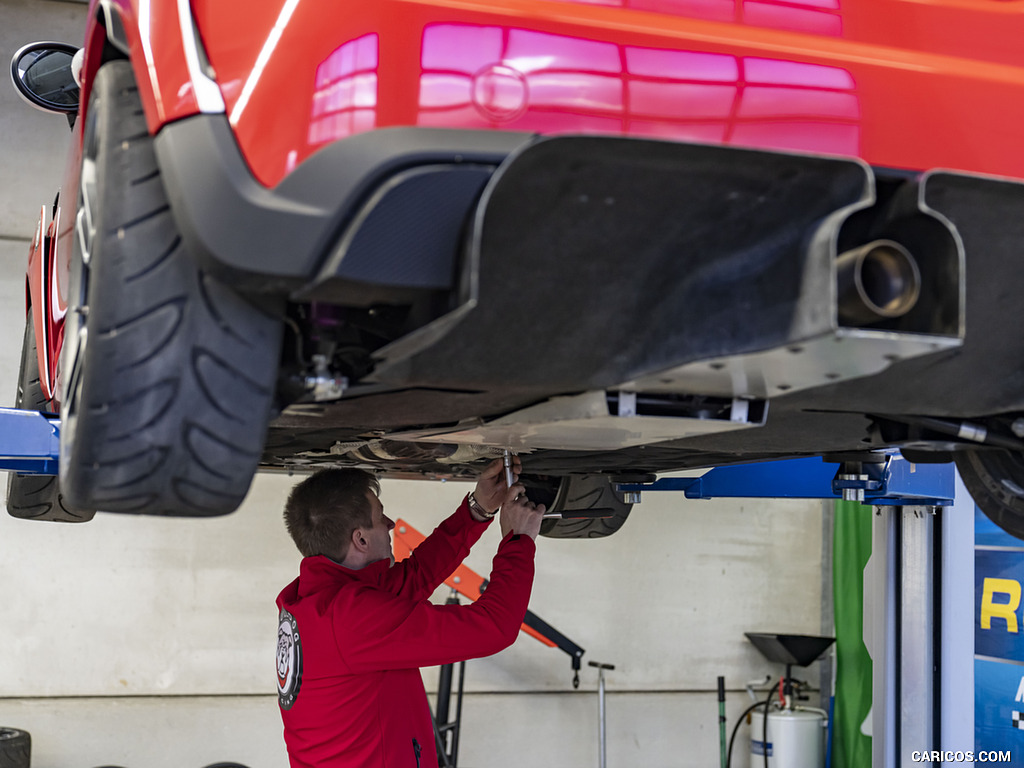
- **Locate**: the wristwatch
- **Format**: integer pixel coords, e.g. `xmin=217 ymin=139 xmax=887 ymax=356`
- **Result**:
xmin=467 ymin=491 xmax=496 ymax=520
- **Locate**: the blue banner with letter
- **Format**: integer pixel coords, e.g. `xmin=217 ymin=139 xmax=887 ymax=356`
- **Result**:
xmin=976 ymin=549 xmax=1024 ymax=662
xmin=976 ymin=506 xmax=1024 ymax=755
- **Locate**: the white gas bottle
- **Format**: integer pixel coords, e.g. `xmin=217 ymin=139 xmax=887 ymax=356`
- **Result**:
xmin=749 ymin=708 xmax=826 ymax=768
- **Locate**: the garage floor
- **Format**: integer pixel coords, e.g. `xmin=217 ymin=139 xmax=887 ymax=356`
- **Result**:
xmin=0 ymin=691 xmax=736 ymax=768
xmin=0 ymin=697 xmax=287 ymax=768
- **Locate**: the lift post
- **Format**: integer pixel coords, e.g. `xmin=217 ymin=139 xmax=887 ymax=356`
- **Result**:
xmin=617 ymin=453 xmax=956 ymax=767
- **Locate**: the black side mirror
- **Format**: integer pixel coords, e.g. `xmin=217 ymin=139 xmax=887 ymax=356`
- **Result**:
xmin=10 ymin=41 xmax=81 ymax=114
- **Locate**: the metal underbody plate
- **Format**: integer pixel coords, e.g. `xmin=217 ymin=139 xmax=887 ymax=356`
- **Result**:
xmin=387 ymin=390 xmax=767 ymax=452
xmin=383 ymin=323 xmax=956 ymax=452
xmin=621 ymin=326 xmax=963 ymax=400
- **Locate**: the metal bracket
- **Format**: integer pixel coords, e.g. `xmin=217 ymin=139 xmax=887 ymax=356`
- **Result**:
xmin=615 ymin=454 xmax=954 ymax=506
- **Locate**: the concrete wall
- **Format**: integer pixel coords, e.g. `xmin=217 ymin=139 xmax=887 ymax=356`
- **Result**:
xmin=0 ymin=469 xmax=824 ymax=768
xmin=0 ymin=2 xmax=827 ymax=766
xmin=1 ymin=0 xmax=86 ymax=239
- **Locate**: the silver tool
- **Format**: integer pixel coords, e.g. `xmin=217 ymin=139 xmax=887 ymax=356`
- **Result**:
xmin=503 ymin=449 xmax=514 ymax=487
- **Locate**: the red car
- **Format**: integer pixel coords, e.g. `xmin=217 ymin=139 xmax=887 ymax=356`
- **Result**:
xmin=9 ymin=0 xmax=1024 ymax=539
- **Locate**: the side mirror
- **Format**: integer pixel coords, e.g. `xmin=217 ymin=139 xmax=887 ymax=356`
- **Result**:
xmin=10 ymin=41 xmax=81 ymax=114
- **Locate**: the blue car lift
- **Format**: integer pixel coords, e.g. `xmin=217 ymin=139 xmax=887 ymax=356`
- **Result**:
xmin=0 ymin=405 xmax=960 ymax=765
xmin=614 ymin=454 xmax=955 ymax=508
xmin=615 ymin=453 xmax=960 ymax=768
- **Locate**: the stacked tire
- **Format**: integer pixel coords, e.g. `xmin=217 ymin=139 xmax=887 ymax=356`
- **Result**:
xmin=0 ymin=728 xmax=29 ymax=768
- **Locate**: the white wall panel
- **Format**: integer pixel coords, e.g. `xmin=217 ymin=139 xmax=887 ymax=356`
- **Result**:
xmin=0 ymin=0 xmax=87 ymax=239
xmin=0 ymin=460 xmax=822 ymax=697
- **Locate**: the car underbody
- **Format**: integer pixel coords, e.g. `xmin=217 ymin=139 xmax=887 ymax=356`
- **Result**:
xmin=254 ymin=135 xmax=1019 ymax=482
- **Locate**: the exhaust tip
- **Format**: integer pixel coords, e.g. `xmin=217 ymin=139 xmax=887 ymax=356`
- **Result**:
xmin=837 ymin=239 xmax=921 ymax=326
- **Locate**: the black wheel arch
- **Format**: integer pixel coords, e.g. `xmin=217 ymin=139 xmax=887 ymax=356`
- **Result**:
xmin=956 ymin=448 xmax=1024 ymax=541
xmin=523 ymin=473 xmax=633 ymax=539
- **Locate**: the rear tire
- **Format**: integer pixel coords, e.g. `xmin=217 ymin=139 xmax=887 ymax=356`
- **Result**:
xmin=528 ymin=474 xmax=632 ymax=539
xmin=956 ymin=448 xmax=1024 ymax=541
xmin=6 ymin=318 xmax=94 ymax=522
xmin=59 ymin=61 xmax=281 ymax=516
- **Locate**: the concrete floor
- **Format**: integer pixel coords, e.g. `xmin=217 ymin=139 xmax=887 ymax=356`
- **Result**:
xmin=0 ymin=691 xmax=769 ymax=768
xmin=0 ymin=697 xmax=286 ymax=768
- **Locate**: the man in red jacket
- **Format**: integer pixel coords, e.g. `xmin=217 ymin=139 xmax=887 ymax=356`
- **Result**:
xmin=276 ymin=457 xmax=545 ymax=767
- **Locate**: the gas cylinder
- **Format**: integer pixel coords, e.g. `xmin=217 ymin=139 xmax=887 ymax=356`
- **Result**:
xmin=749 ymin=708 xmax=826 ymax=768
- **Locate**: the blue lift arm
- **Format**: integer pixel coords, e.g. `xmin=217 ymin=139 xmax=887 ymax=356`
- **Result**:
xmin=615 ymin=454 xmax=955 ymax=506
xmin=0 ymin=407 xmax=60 ymax=476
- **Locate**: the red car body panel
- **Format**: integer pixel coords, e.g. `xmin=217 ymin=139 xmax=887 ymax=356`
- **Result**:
xmin=190 ymin=0 xmax=1024 ymax=188
xmin=26 ymin=208 xmax=51 ymax=401
xmin=24 ymin=201 xmax=69 ymax=404
xmin=86 ymin=0 xmax=203 ymax=129
xmin=48 ymin=116 xmax=84 ymax=406
xmin=31 ymin=0 xmax=1024 ymax=409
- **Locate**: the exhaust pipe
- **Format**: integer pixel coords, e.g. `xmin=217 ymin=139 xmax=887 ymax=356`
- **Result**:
xmin=836 ymin=239 xmax=921 ymax=326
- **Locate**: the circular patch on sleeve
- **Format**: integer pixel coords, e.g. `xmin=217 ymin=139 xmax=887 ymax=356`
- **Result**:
xmin=277 ymin=608 xmax=303 ymax=710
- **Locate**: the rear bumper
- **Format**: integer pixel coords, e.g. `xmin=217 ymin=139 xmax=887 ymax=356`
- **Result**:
xmin=153 ymin=116 xmax=529 ymax=296
xmin=370 ymin=136 xmax=964 ymax=405
xmin=156 ymin=117 xmax=1024 ymax=426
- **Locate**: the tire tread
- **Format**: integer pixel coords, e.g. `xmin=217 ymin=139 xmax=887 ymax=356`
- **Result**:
xmin=61 ymin=60 xmax=281 ymax=516
xmin=6 ymin=320 xmax=94 ymax=523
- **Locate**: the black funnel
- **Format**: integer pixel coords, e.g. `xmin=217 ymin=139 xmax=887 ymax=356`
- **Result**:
xmin=745 ymin=633 xmax=835 ymax=667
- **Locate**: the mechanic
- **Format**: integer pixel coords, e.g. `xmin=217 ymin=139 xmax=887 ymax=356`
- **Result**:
xmin=275 ymin=456 xmax=545 ymax=768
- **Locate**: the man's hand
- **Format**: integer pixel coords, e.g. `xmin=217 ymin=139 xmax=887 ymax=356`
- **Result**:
xmin=499 ymin=484 xmax=546 ymax=540
xmin=473 ymin=456 xmax=521 ymax=514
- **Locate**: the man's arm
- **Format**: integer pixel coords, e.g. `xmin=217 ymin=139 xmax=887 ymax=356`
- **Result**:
xmin=381 ymin=499 xmax=490 ymax=600
xmin=338 ymin=533 xmax=535 ymax=670
xmin=339 ymin=493 xmax=546 ymax=671
xmin=382 ymin=458 xmax=520 ymax=600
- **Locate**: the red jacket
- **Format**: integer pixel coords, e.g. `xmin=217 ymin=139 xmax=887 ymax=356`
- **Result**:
xmin=276 ymin=498 xmax=536 ymax=767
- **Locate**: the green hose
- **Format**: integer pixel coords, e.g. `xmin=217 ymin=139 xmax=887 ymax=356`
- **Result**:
xmin=718 ymin=676 xmax=727 ymax=768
